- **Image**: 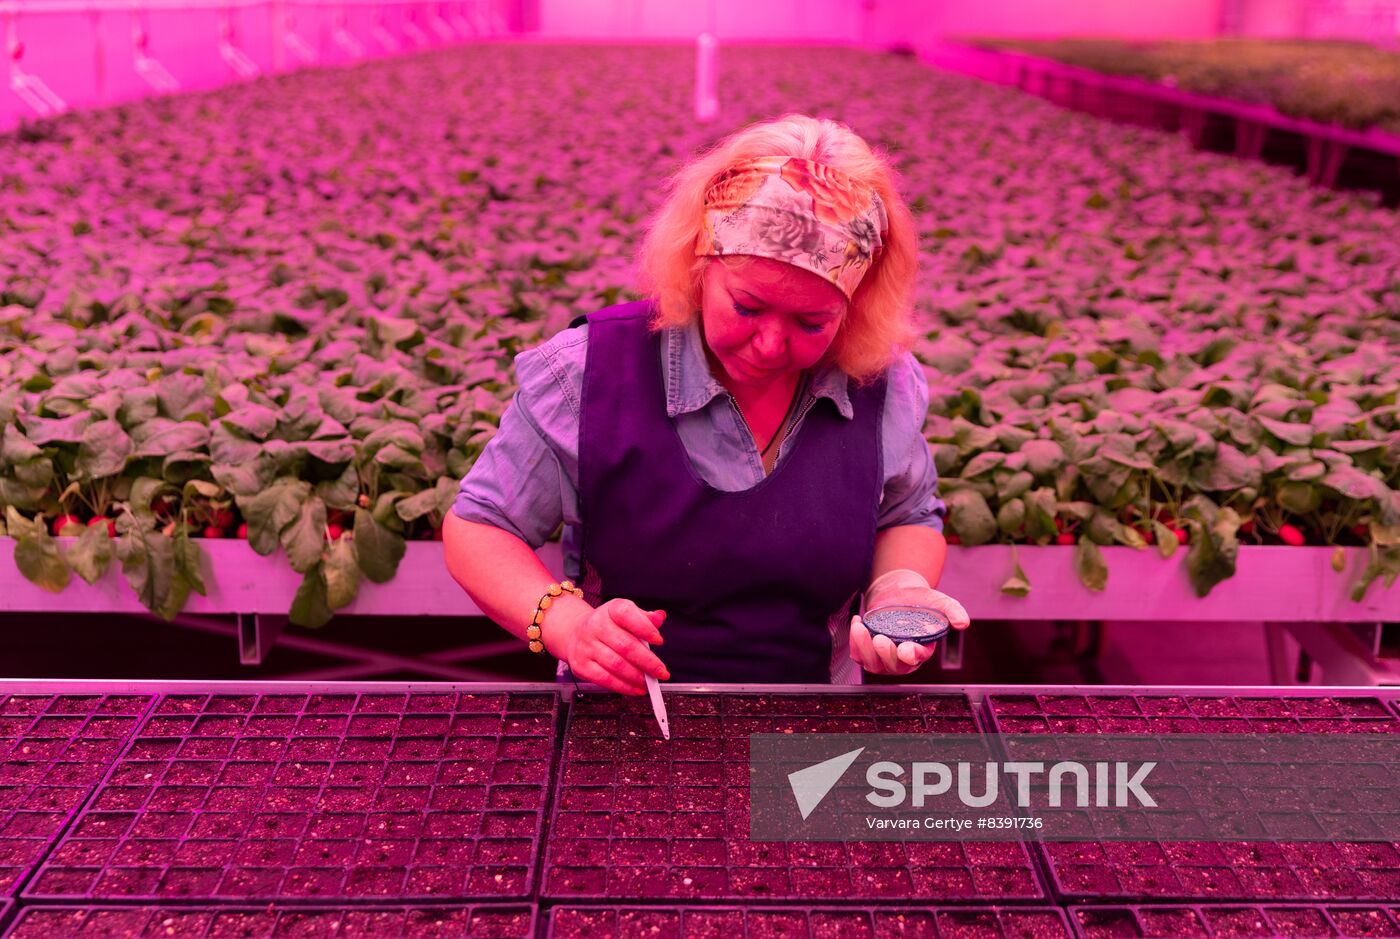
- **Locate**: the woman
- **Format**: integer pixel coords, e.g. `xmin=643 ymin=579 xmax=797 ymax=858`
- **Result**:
xmin=444 ymin=113 xmax=970 ymax=694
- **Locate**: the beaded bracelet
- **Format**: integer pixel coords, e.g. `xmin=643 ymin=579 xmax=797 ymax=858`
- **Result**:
xmin=526 ymin=580 xmax=584 ymax=654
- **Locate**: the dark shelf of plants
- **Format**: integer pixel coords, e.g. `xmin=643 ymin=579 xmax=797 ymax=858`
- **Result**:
xmin=985 ymin=693 xmax=1400 ymax=903
xmin=1 ymin=903 xmax=536 ymax=937
xmin=548 ymin=904 xmax=1074 ymax=938
xmin=543 ymin=691 xmax=1048 ymax=903
xmin=1070 ymin=903 xmax=1400 ymax=938
xmin=21 ymin=691 xmax=558 ymax=904
xmin=0 ymin=693 xmax=154 ymax=898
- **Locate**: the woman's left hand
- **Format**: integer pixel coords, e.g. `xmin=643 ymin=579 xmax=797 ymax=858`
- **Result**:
xmin=848 ymin=580 xmax=971 ymax=676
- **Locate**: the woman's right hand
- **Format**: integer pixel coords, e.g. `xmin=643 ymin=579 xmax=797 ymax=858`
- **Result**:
xmin=546 ymin=597 xmax=669 ymax=695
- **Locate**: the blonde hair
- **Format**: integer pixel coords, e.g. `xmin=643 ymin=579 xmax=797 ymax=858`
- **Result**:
xmin=637 ymin=113 xmax=919 ymax=386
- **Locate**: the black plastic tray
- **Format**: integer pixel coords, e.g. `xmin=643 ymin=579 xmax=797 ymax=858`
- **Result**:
xmin=548 ymin=903 xmax=1074 ymax=937
xmin=984 ymin=693 xmax=1400 ymax=903
xmin=23 ymin=691 xmax=559 ymax=904
xmin=0 ymin=693 xmax=155 ymax=898
xmin=542 ymin=690 xmax=1049 ymax=903
xmin=1069 ymin=903 xmax=1400 ymax=937
xmin=3 ymin=903 xmax=536 ymax=937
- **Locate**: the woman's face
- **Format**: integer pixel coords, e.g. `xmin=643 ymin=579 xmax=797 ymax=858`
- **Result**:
xmin=698 ymin=256 xmax=847 ymax=392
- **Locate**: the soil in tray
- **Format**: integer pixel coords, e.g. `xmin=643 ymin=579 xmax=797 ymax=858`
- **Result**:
xmin=5 ymin=904 xmax=535 ymax=938
xmin=26 ymin=692 xmax=555 ymax=903
xmin=0 ymin=695 xmax=152 ymax=897
xmin=549 ymin=906 xmax=1074 ymax=938
xmin=990 ymin=693 xmax=1400 ymax=902
xmin=1073 ymin=904 xmax=1400 ymax=938
xmin=546 ymin=692 xmax=1045 ymax=902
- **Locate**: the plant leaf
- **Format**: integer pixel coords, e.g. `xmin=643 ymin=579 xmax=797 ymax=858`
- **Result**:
xmin=943 ymin=489 xmax=997 ymax=547
xmin=289 ymin=563 xmax=334 ymax=628
xmin=353 ymin=507 xmax=406 ymax=583
xmin=1073 ymin=537 xmax=1108 ymax=592
xmin=63 ymin=523 xmax=114 ymax=585
xmin=1151 ymin=519 xmax=1180 ymax=559
xmin=281 ymin=495 xmax=328 ymax=574
xmin=14 ymin=532 xmax=71 ymax=592
xmin=324 ymin=537 xmax=361 ymax=609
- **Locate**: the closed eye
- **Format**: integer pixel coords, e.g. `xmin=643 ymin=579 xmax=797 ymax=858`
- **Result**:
xmin=734 ymin=300 xmax=829 ymax=335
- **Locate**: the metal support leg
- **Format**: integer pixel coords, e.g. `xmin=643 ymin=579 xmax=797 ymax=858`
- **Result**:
xmin=1234 ymin=119 xmax=1268 ymax=160
xmin=939 ymin=626 xmax=964 ymax=670
xmin=1180 ymin=108 xmax=1209 ymax=149
xmin=1264 ymin=621 xmax=1293 ymax=686
xmin=239 ymin=612 xmax=285 ymax=666
xmin=1305 ymin=138 xmax=1348 ymax=188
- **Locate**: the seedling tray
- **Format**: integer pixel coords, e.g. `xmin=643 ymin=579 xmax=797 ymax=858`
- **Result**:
xmin=23 ymin=690 xmax=559 ymax=903
xmin=549 ymin=904 xmax=1074 ymax=938
xmin=985 ymin=693 xmax=1400 ymax=903
xmin=2 ymin=903 xmax=535 ymax=937
xmin=544 ymin=690 xmax=1048 ymax=903
xmin=1070 ymin=903 xmax=1400 ymax=938
xmin=0 ymin=693 xmax=154 ymax=897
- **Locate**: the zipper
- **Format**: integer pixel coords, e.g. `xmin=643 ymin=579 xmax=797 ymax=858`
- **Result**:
xmin=726 ymin=374 xmax=813 ymax=467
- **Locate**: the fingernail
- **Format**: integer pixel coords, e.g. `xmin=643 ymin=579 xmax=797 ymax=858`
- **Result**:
xmin=660 ymin=670 xmax=671 ymax=680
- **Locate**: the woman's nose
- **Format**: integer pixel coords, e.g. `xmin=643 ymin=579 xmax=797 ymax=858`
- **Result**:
xmin=752 ymin=322 xmax=787 ymax=359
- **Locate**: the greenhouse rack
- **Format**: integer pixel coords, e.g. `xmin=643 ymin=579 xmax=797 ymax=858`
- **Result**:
xmin=2 ymin=540 xmax=1395 ymax=683
xmin=926 ymin=41 xmax=1400 ymax=192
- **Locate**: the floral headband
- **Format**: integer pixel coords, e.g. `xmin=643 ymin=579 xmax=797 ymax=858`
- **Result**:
xmin=696 ymin=155 xmax=888 ymax=300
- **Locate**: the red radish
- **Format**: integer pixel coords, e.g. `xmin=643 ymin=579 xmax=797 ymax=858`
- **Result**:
xmin=945 ymin=533 xmax=961 ymax=545
xmin=87 ymin=516 xmax=116 ymax=538
xmin=203 ymin=526 xmax=225 ymax=539
xmin=1170 ymin=526 xmax=1188 ymax=545
xmin=213 ymin=509 xmax=236 ymax=529
xmin=357 ymin=494 xmax=371 ymax=508
xmin=327 ymin=523 xmax=344 ymax=541
xmin=431 ymin=525 xmax=444 ymax=542
xmin=236 ymin=523 xmax=248 ymax=539
xmin=1350 ymin=524 xmax=1370 ymax=539
xmin=1239 ymin=519 xmax=1254 ymax=535
xmin=51 ymin=514 xmax=83 ymax=536
xmin=1055 ymin=533 xmax=1077 ymax=546
xmin=1278 ymin=524 xmax=1305 ymax=547
xmin=1139 ymin=526 xmax=1155 ymax=545
xmin=150 ymin=496 xmax=175 ymax=516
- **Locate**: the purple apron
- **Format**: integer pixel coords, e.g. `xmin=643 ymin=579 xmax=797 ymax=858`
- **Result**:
xmin=573 ymin=301 xmax=885 ymax=683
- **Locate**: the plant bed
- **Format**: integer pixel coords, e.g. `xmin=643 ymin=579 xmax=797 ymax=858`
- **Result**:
xmin=548 ymin=905 xmax=1073 ymax=938
xmin=1072 ymin=903 xmax=1400 ymax=938
xmin=3 ymin=903 xmax=536 ymax=938
xmin=1 ymin=45 xmax=1397 ymax=634
xmin=23 ymin=691 xmax=556 ymax=903
xmin=0 ymin=693 xmax=153 ymax=896
xmin=545 ymin=691 xmax=1049 ymax=903
xmin=987 ymin=693 xmax=1400 ymax=902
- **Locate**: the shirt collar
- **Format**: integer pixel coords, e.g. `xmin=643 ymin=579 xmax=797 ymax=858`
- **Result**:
xmin=663 ymin=316 xmax=853 ymax=420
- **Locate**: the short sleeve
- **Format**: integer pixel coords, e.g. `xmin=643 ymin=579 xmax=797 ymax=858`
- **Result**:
xmin=452 ymin=326 xmax=588 ymax=547
xmin=876 ymin=350 xmax=947 ymax=532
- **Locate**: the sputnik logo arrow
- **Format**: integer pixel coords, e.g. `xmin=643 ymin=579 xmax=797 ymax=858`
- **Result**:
xmin=787 ymin=747 xmax=865 ymax=820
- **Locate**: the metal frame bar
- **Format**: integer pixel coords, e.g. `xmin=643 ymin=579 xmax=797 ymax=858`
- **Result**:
xmin=149 ymin=611 xmax=505 ymax=680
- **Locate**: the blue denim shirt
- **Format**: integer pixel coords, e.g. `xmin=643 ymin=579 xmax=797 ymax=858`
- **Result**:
xmin=453 ymin=316 xmax=947 ymax=576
